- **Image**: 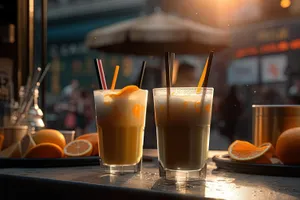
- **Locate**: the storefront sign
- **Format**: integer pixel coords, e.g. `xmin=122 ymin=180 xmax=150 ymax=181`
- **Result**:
xmin=261 ymin=54 xmax=287 ymax=83
xmin=228 ymin=57 xmax=259 ymax=85
xmin=235 ymin=38 xmax=300 ymax=58
xmin=256 ymin=27 xmax=289 ymax=42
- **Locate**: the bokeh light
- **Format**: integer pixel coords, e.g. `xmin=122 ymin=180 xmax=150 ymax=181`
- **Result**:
xmin=280 ymin=0 xmax=291 ymax=8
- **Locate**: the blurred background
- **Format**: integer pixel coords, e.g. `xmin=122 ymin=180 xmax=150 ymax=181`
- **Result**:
xmin=2 ymin=0 xmax=300 ymax=150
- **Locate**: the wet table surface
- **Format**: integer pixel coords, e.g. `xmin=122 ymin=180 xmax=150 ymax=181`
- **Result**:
xmin=1 ymin=150 xmax=300 ymax=200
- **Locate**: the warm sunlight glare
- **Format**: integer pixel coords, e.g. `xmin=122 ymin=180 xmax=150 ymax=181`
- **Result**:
xmin=280 ymin=0 xmax=291 ymax=8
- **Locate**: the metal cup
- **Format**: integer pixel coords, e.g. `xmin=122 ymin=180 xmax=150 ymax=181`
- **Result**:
xmin=252 ymin=105 xmax=300 ymax=147
xmin=2 ymin=126 xmax=28 ymax=150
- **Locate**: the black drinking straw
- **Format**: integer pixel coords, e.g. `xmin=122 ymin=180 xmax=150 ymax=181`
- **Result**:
xmin=165 ymin=52 xmax=171 ymax=89
xmin=165 ymin=52 xmax=172 ymax=122
xmin=138 ymin=61 xmax=147 ymax=88
xmin=94 ymin=58 xmax=103 ymax=89
xmin=202 ymin=51 xmax=214 ymax=87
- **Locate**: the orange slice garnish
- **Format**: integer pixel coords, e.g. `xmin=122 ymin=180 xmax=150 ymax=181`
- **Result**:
xmin=24 ymin=143 xmax=63 ymax=158
xmin=64 ymin=139 xmax=93 ymax=157
xmin=108 ymin=85 xmax=139 ymax=97
xmin=228 ymin=140 xmax=273 ymax=164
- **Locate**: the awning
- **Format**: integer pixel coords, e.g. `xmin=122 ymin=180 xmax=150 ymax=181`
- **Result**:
xmin=47 ymin=14 xmax=138 ymax=43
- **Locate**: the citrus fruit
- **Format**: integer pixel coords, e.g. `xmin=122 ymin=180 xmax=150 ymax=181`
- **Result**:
xmin=0 ymin=134 xmax=4 ymax=150
xmin=276 ymin=127 xmax=300 ymax=165
xmin=109 ymin=85 xmax=139 ymax=97
xmin=259 ymin=142 xmax=276 ymax=157
xmin=33 ymin=129 xmax=66 ymax=149
xmin=64 ymin=139 xmax=93 ymax=157
xmin=228 ymin=140 xmax=273 ymax=164
xmin=0 ymin=142 xmax=22 ymax=158
xmin=24 ymin=143 xmax=63 ymax=158
xmin=76 ymin=133 xmax=99 ymax=156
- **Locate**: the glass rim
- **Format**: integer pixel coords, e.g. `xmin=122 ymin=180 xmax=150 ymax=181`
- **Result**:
xmin=252 ymin=105 xmax=300 ymax=108
xmin=93 ymin=88 xmax=148 ymax=94
xmin=153 ymin=87 xmax=214 ymax=92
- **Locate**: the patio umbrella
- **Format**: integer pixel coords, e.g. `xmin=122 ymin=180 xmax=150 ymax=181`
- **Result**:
xmin=85 ymin=11 xmax=229 ymax=55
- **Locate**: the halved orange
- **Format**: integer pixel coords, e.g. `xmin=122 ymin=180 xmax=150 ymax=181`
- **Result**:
xmin=108 ymin=85 xmax=139 ymax=97
xmin=24 ymin=143 xmax=63 ymax=158
xmin=228 ymin=140 xmax=273 ymax=163
xmin=76 ymin=133 xmax=99 ymax=156
xmin=64 ymin=139 xmax=92 ymax=157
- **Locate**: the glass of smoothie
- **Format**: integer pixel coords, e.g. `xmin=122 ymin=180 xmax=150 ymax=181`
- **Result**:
xmin=94 ymin=85 xmax=148 ymax=174
xmin=153 ymin=87 xmax=214 ymax=181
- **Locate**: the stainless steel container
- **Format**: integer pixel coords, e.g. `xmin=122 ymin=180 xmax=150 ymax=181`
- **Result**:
xmin=252 ymin=105 xmax=300 ymax=147
xmin=2 ymin=125 xmax=28 ymax=149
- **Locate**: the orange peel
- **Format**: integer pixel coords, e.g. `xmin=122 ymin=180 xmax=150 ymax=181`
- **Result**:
xmin=24 ymin=143 xmax=63 ymax=158
xmin=108 ymin=85 xmax=139 ymax=98
xmin=228 ymin=140 xmax=273 ymax=164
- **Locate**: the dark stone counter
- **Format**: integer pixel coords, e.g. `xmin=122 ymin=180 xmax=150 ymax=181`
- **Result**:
xmin=0 ymin=150 xmax=300 ymax=200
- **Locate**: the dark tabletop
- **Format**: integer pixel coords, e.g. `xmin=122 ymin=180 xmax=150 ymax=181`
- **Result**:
xmin=0 ymin=150 xmax=300 ymax=200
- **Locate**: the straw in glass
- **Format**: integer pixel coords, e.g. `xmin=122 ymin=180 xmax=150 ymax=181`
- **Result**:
xmin=111 ymin=65 xmax=120 ymax=90
xmin=94 ymin=59 xmax=102 ymax=89
xmin=164 ymin=52 xmax=172 ymax=122
xmin=138 ymin=61 xmax=146 ymax=88
xmin=196 ymin=51 xmax=214 ymax=125
xmin=196 ymin=51 xmax=214 ymax=93
xmin=170 ymin=53 xmax=175 ymax=84
xmin=165 ymin=52 xmax=171 ymax=89
xmin=96 ymin=59 xmax=107 ymax=90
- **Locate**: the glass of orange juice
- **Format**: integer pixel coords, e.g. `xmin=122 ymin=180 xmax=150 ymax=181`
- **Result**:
xmin=94 ymin=86 xmax=148 ymax=174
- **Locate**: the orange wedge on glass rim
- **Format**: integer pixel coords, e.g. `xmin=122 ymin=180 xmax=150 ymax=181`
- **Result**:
xmin=228 ymin=140 xmax=274 ymax=164
xmin=64 ymin=139 xmax=93 ymax=157
xmin=108 ymin=85 xmax=139 ymax=97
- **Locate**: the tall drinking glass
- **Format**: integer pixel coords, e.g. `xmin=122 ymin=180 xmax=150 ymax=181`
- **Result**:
xmin=153 ymin=87 xmax=214 ymax=181
xmin=94 ymin=88 xmax=148 ymax=174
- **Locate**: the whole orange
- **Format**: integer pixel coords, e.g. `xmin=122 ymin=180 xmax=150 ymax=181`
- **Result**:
xmin=33 ymin=129 xmax=66 ymax=149
xmin=276 ymin=127 xmax=300 ymax=165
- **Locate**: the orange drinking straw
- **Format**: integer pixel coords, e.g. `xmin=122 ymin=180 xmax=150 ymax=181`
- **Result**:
xmin=111 ymin=65 xmax=120 ymax=90
xmin=196 ymin=51 xmax=214 ymax=93
xmin=196 ymin=58 xmax=208 ymax=93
